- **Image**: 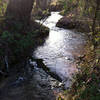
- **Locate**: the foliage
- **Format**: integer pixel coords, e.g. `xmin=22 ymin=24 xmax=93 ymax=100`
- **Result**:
xmin=58 ymin=42 xmax=100 ymax=100
xmin=59 ymin=0 xmax=100 ymax=35
xmin=0 ymin=0 xmax=7 ymax=16
xmin=0 ymin=29 xmax=37 ymax=70
xmin=72 ymin=63 xmax=100 ymax=100
xmin=58 ymin=0 xmax=76 ymax=15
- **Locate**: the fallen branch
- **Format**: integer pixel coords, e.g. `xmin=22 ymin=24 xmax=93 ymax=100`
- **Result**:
xmin=33 ymin=58 xmax=62 ymax=82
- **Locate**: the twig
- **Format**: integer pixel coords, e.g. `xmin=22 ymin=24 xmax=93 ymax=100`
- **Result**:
xmin=0 ymin=70 xmax=7 ymax=76
xmin=39 ymin=17 xmax=48 ymax=32
xmin=4 ymin=56 xmax=9 ymax=72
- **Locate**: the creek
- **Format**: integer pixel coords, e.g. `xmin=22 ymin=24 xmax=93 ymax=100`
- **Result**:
xmin=0 ymin=12 xmax=87 ymax=100
xmin=34 ymin=12 xmax=86 ymax=88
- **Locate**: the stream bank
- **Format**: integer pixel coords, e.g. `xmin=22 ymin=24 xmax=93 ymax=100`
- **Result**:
xmin=0 ymin=12 xmax=88 ymax=100
xmin=0 ymin=61 xmax=64 ymax=100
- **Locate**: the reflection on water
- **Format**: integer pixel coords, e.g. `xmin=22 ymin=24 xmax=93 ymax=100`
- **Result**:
xmin=34 ymin=12 xmax=86 ymax=88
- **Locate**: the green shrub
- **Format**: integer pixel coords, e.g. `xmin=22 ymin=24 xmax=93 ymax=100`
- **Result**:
xmin=0 ymin=0 xmax=7 ymax=16
xmin=0 ymin=30 xmax=36 ymax=68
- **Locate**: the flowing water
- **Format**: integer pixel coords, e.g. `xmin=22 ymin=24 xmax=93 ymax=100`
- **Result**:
xmin=0 ymin=12 xmax=87 ymax=100
xmin=34 ymin=12 xmax=86 ymax=88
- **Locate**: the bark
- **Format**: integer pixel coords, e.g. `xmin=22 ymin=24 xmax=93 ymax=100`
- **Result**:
xmin=6 ymin=0 xmax=34 ymax=22
xmin=91 ymin=0 xmax=100 ymax=45
xmin=92 ymin=0 xmax=99 ymax=35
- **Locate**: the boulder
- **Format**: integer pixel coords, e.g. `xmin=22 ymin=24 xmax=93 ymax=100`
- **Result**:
xmin=56 ymin=16 xmax=90 ymax=32
xmin=56 ymin=16 xmax=76 ymax=29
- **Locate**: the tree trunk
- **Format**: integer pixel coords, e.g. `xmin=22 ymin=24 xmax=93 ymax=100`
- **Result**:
xmin=92 ymin=0 xmax=99 ymax=36
xmin=6 ymin=0 xmax=34 ymax=23
xmin=92 ymin=0 xmax=99 ymax=45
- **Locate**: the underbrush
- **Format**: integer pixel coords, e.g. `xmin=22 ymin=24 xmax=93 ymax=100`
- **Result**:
xmin=0 ymin=30 xmax=36 ymax=71
xmin=57 ymin=41 xmax=100 ymax=100
xmin=0 ymin=20 xmax=49 ymax=75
